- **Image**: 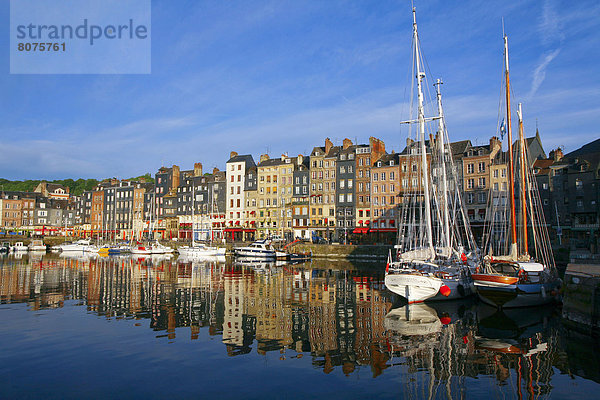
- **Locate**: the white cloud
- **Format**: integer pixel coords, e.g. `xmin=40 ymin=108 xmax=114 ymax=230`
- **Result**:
xmin=527 ymin=49 xmax=561 ymax=99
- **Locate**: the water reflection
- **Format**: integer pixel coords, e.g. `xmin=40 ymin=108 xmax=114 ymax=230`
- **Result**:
xmin=1 ymin=253 xmax=599 ymax=398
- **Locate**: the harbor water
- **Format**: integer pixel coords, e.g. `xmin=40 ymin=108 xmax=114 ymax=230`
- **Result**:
xmin=1 ymin=253 xmax=599 ymax=399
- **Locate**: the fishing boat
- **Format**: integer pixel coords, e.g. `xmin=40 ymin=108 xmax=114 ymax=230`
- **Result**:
xmin=472 ymin=33 xmax=561 ymax=308
xmin=234 ymin=239 xmax=276 ymax=260
xmin=384 ymin=8 xmax=479 ymax=303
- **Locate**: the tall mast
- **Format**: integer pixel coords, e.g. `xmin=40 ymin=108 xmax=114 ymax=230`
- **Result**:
xmin=435 ymin=79 xmax=451 ymax=251
xmin=413 ymin=8 xmax=434 ymax=259
xmin=517 ymin=103 xmax=529 ymax=256
xmin=504 ymin=34 xmax=518 ymax=258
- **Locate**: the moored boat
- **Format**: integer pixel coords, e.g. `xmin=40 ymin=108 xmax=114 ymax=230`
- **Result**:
xmin=384 ymin=8 xmax=479 ymax=304
xmin=234 ymin=240 xmax=276 ymax=260
xmin=472 ymin=33 xmax=561 ymax=308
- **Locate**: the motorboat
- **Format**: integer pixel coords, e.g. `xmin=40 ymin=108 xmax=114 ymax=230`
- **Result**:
xmin=234 ymin=240 xmax=276 ymax=259
xmin=28 ymin=240 xmax=47 ymax=252
xmin=11 ymin=242 xmax=28 ymax=252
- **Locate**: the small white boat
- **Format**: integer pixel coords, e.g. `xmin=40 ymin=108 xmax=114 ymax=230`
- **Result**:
xmin=11 ymin=242 xmax=28 ymax=252
xmin=58 ymin=239 xmax=92 ymax=252
xmin=178 ymin=243 xmax=226 ymax=258
xmin=234 ymin=240 xmax=276 ymax=259
xmin=131 ymin=240 xmax=174 ymax=255
xmin=28 ymin=240 xmax=47 ymax=252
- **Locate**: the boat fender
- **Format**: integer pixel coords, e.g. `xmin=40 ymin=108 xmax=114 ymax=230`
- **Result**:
xmin=440 ymin=316 xmax=451 ymax=325
xmin=518 ymin=269 xmax=529 ymax=283
xmin=457 ymin=284 xmax=465 ymax=297
xmin=475 ymin=266 xmax=480 ymax=273
xmin=439 ymin=284 xmax=451 ymax=297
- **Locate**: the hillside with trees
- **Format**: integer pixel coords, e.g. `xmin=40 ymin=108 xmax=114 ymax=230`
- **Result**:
xmin=0 ymin=173 xmax=154 ymax=196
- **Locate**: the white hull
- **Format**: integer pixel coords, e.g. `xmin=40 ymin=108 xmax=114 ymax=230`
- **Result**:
xmin=384 ymin=273 xmax=443 ymax=303
xmin=234 ymin=249 xmax=276 ymax=259
xmin=178 ymin=246 xmax=226 ymax=257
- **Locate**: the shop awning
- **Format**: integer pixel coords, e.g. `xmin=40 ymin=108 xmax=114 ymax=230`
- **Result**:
xmin=370 ymin=228 xmax=396 ymax=232
xmin=352 ymin=227 xmax=369 ymax=234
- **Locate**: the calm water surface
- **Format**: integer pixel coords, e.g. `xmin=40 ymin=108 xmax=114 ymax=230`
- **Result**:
xmin=1 ymin=253 xmax=599 ymax=399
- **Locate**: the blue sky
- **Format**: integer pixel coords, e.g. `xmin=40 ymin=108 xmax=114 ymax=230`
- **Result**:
xmin=1 ymin=0 xmax=599 ymax=180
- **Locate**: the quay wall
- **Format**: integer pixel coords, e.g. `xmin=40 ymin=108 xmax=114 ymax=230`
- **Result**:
xmin=562 ymin=263 xmax=600 ymax=332
xmin=288 ymin=243 xmax=392 ymax=260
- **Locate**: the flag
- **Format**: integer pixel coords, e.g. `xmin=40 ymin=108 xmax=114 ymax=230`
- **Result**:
xmin=386 ymin=250 xmax=392 ymax=273
xmin=500 ymin=118 xmax=506 ymax=139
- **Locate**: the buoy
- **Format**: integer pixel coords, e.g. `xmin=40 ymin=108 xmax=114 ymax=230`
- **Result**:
xmin=440 ymin=316 xmax=451 ymax=325
xmin=439 ymin=284 xmax=451 ymax=297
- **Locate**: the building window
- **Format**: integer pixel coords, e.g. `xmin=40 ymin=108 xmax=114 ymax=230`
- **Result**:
xmin=467 ymin=164 xmax=474 ymax=174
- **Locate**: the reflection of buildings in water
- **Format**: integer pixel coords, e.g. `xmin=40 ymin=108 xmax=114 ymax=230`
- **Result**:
xmin=4 ymin=253 xmax=575 ymax=392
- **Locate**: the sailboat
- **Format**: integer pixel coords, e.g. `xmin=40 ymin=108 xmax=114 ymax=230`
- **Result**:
xmin=178 ymin=182 xmax=226 ymax=258
xmin=471 ymin=33 xmax=561 ymax=308
xmin=384 ymin=8 xmax=479 ymax=303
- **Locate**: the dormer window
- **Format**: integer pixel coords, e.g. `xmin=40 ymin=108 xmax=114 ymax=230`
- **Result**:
xmin=390 ymin=160 xmax=394 ymax=166
xmin=377 ymin=162 xmax=382 ymax=167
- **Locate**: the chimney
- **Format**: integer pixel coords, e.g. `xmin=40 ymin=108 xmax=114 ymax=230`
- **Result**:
xmin=369 ymin=137 xmax=386 ymax=167
xmin=343 ymin=138 xmax=353 ymax=150
xmin=297 ymin=154 xmax=304 ymax=165
xmin=325 ymin=137 xmax=333 ymax=154
xmin=194 ymin=162 xmax=203 ymax=177
xmin=406 ymin=138 xmax=414 ymax=148
xmin=213 ymin=167 xmax=220 ymax=175
xmin=550 ymin=148 xmax=563 ymax=161
xmin=260 ymin=154 xmax=270 ymax=163
xmin=281 ymin=153 xmax=286 ymax=161
xmin=172 ymin=165 xmax=180 ymax=190
xmin=230 ymin=151 xmax=238 ymax=159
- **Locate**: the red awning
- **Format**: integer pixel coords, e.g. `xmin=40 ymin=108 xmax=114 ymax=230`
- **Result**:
xmin=243 ymin=229 xmax=256 ymax=233
xmin=352 ymin=227 xmax=369 ymax=234
xmin=365 ymin=220 xmax=370 ymax=224
xmin=224 ymin=228 xmax=243 ymax=232
xmin=371 ymin=228 xmax=396 ymax=232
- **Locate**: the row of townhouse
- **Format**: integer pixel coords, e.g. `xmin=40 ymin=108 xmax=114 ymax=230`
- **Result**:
xmin=13 ymin=131 xmax=593 ymax=249
xmin=216 ymin=133 xmax=551 ymax=243
xmin=0 ymin=190 xmax=76 ymax=233
xmin=534 ymin=138 xmax=600 ymax=256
